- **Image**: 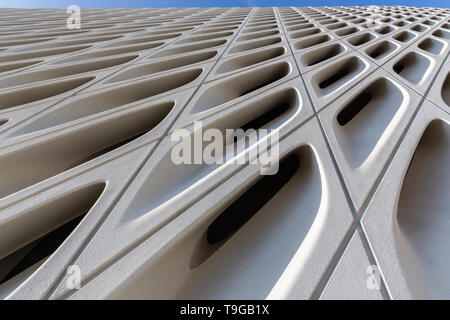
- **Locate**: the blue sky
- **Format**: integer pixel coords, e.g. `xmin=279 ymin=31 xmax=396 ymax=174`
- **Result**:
xmin=1 ymin=0 xmax=449 ymax=8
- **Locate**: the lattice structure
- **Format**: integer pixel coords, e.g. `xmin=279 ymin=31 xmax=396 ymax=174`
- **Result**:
xmin=0 ymin=6 xmax=449 ymax=300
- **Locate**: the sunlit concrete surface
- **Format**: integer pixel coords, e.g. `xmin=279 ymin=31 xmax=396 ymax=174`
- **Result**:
xmin=0 ymin=6 xmax=449 ymax=300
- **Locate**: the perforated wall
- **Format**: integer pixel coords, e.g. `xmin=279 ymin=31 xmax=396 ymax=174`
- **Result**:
xmin=0 ymin=6 xmax=449 ymax=300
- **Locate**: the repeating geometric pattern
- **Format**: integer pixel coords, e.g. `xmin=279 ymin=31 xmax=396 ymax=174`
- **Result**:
xmin=0 ymin=5 xmax=449 ymax=300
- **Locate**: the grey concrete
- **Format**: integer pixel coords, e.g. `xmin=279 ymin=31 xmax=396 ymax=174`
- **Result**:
xmin=0 ymin=5 xmax=448 ymax=300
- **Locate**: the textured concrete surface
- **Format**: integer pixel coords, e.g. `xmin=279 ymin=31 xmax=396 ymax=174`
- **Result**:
xmin=0 ymin=6 xmax=448 ymax=300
